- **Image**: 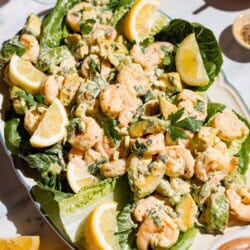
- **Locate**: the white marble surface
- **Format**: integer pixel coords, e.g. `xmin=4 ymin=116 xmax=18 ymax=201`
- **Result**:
xmin=0 ymin=0 xmax=249 ymax=250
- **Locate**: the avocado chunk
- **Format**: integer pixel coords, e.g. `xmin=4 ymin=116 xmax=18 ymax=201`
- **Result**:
xmin=192 ymin=127 xmax=217 ymax=153
xmin=10 ymin=86 xmax=28 ymax=114
xmin=60 ymin=75 xmax=83 ymax=106
xmin=201 ymin=189 xmax=229 ymax=233
xmin=24 ymin=14 xmax=42 ymax=38
xmin=176 ymin=195 xmax=198 ymax=232
xmin=129 ymin=118 xmax=168 ymax=138
xmin=128 ymin=159 xmax=165 ymax=200
xmin=158 ymin=72 xmax=182 ymax=93
xmin=159 ymin=96 xmax=178 ymax=120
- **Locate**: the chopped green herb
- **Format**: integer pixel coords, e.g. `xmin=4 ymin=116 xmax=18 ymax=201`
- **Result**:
xmin=79 ymin=19 xmax=96 ymax=34
xmin=16 ymin=91 xmax=46 ymax=107
xmin=102 ymin=118 xmax=121 ymax=146
xmin=131 ymin=140 xmax=148 ymax=157
xmin=88 ymin=158 xmax=108 ymax=175
xmin=195 ymin=99 xmax=205 ymax=112
xmin=142 ymin=90 xmax=153 ymax=103
xmin=89 ymin=57 xmax=101 ymax=74
xmin=146 ymin=139 xmax=153 ymax=146
xmin=67 ymin=118 xmax=83 ymax=139
xmin=168 ymin=108 xmax=203 ymax=141
xmin=158 ymin=154 xmax=168 ymax=163
xmin=161 ymin=45 xmax=172 ymax=66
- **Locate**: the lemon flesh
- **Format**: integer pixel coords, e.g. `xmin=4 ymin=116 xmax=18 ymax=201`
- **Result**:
xmin=67 ymin=158 xmax=98 ymax=193
xmin=0 ymin=236 xmax=40 ymax=250
xmin=30 ymin=98 xmax=68 ymax=148
xmin=9 ymin=55 xmax=46 ymax=94
xmin=85 ymin=201 xmax=120 ymax=250
xmin=176 ymin=33 xmax=209 ymax=86
xmin=123 ymin=0 xmax=160 ymax=42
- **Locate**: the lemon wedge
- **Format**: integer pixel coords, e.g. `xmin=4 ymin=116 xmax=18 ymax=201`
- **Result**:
xmin=67 ymin=158 xmax=98 ymax=193
xmin=9 ymin=55 xmax=46 ymax=94
xmin=0 ymin=236 xmax=40 ymax=250
xmin=30 ymin=98 xmax=68 ymax=148
xmin=122 ymin=0 xmax=160 ymax=42
xmin=85 ymin=201 xmax=120 ymax=250
xmin=175 ymin=33 xmax=209 ymax=86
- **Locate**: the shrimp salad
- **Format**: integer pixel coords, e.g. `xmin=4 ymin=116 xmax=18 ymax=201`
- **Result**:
xmin=0 ymin=0 xmax=250 ymax=249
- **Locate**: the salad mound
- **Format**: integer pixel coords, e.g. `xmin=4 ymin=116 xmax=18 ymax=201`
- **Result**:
xmin=0 ymin=0 xmax=250 ymax=249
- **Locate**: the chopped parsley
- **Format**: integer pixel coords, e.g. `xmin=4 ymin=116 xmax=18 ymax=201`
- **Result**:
xmin=195 ymin=99 xmax=205 ymax=112
xmin=79 ymin=19 xmax=96 ymax=34
xmin=161 ymin=45 xmax=172 ymax=66
xmin=67 ymin=118 xmax=84 ymax=139
xmin=131 ymin=140 xmax=148 ymax=157
xmin=142 ymin=90 xmax=153 ymax=103
xmin=169 ymin=108 xmax=203 ymax=141
xmin=16 ymin=91 xmax=46 ymax=107
xmin=102 ymin=118 xmax=121 ymax=146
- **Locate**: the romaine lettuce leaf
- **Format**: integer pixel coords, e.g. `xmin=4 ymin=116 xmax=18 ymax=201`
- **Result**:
xmin=109 ymin=0 xmax=136 ymax=27
xmin=156 ymin=19 xmax=223 ymax=91
xmin=0 ymin=35 xmax=26 ymax=73
xmin=206 ymin=102 xmax=226 ymax=123
xmin=237 ymin=134 xmax=250 ymax=175
xmin=32 ymin=178 xmax=116 ymax=249
xmin=233 ymin=112 xmax=250 ymax=175
xmin=40 ymin=0 xmax=81 ymax=48
xmin=170 ymin=227 xmax=199 ymax=250
xmin=4 ymin=118 xmax=22 ymax=154
xmin=116 ymin=203 xmax=137 ymax=250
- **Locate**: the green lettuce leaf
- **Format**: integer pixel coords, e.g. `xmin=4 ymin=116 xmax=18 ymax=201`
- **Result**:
xmin=206 ymin=102 xmax=226 ymax=122
xmin=4 ymin=118 xmax=22 ymax=154
xmin=32 ymin=178 xmax=117 ymax=249
xmin=156 ymin=19 xmax=223 ymax=90
xmin=170 ymin=227 xmax=199 ymax=250
xmin=116 ymin=203 xmax=137 ymax=250
xmin=40 ymin=0 xmax=81 ymax=48
xmin=109 ymin=0 xmax=136 ymax=27
xmin=0 ymin=35 xmax=26 ymax=73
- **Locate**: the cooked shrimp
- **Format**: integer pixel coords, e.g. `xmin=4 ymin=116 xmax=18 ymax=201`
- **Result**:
xmin=86 ymin=24 xmax=117 ymax=45
xmin=212 ymin=111 xmax=249 ymax=141
xmin=131 ymin=42 xmax=174 ymax=69
xmin=84 ymin=148 xmax=103 ymax=165
xmin=177 ymin=89 xmax=207 ymax=121
xmin=24 ymin=106 xmax=47 ymax=134
xmin=226 ymin=186 xmax=250 ymax=222
xmin=81 ymin=54 xmax=112 ymax=80
xmin=99 ymin=84 xmax=138 ymax=127
xmin=19 ymin=34 xmax=39 ymax=63
xmin=68 ymin=147 xmax=84 ymax=161
xmin=60 ymin=56 xmax=76 ymax=71
xmin=42 ymin=75 xmax=64 ymax=104
xmin=133 ymin=133 xmax=165 ymax=156
xmin=117 ymin=63 xmax=151 ymax=96
xmin=65 ymin=34 xmax=89 ymax=60
xmin=195 ymin=143 xmax=238 ymax=182
xmin=68 ymin=116 xmax=103 ymax=151
xmin=95 ymin=135 xmax=120 ymax=158
xmin=163 ymin=145 xmax=195 ymax=179
xmin=136 ymin=213 xmax=179 ymax=250
xmin=133 ymin=195 xmax=165 ymax=222
xmin=100 ymin=159 xmax=126 ymax=178
xmin=66 ymin=2 xmax=97 ymax=32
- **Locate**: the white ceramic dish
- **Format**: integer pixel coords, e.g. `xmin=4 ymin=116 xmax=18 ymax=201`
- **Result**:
xmin=0 ymin=9 xmax=249 ymax=250
xmin=232 ymin=10 xmax=250 ymax=50
xmin=0 ymin=71 xmax=249 ymax=250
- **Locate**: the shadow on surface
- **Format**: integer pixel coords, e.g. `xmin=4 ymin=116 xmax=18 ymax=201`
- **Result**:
xmin=0 ymin=0 xmax=9 ymax=8
xmin=219 ymin=25 xmax=250 ymax=63
xmin=193 ymin=0 xmax=250 ymax=14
